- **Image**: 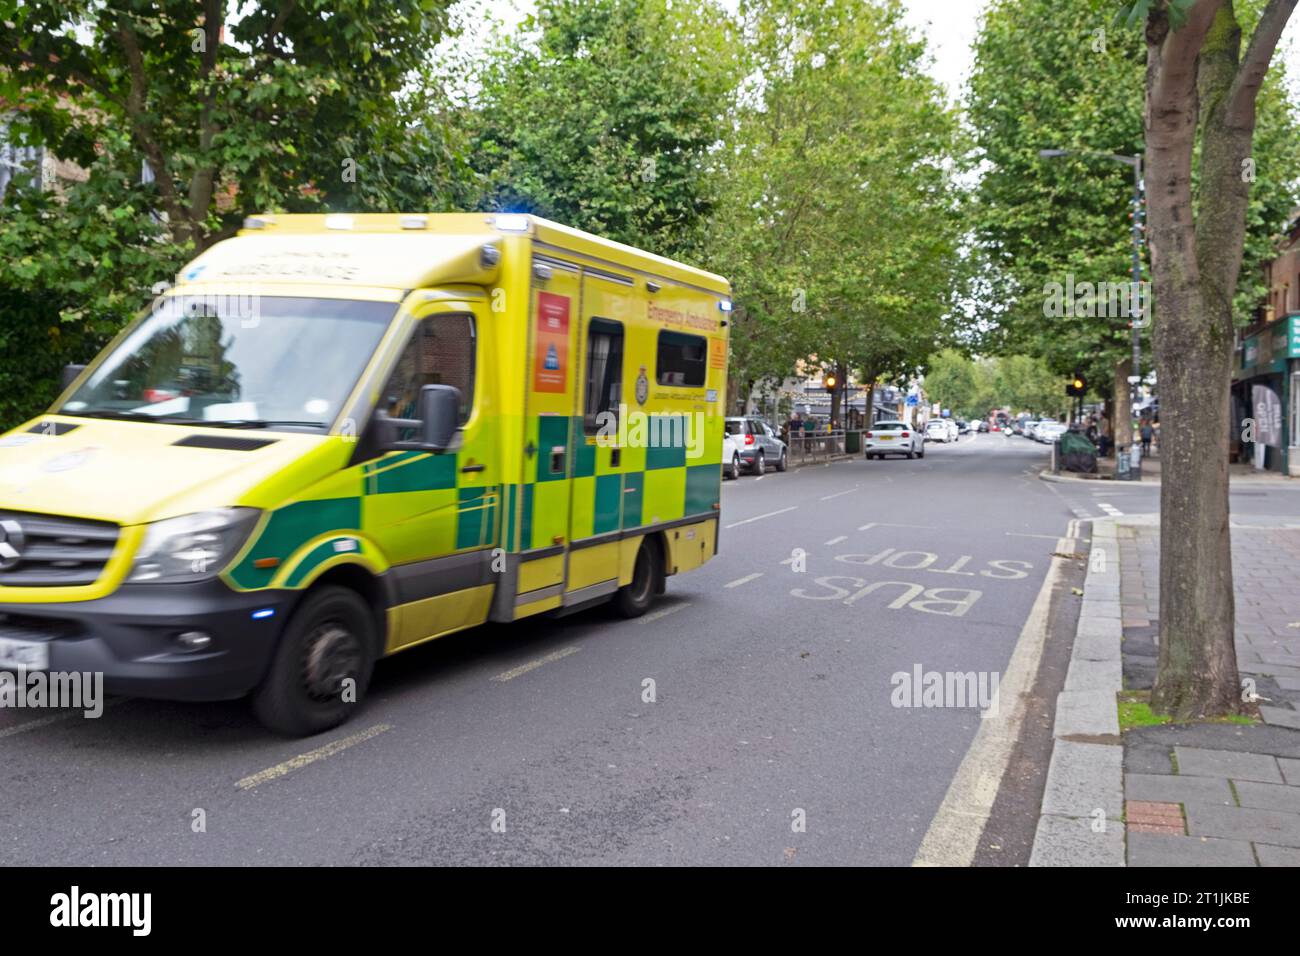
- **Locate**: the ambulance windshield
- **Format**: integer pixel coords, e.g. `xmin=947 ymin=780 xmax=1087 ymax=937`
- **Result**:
xmin=60 ymin=296 xmax=396 ymax=431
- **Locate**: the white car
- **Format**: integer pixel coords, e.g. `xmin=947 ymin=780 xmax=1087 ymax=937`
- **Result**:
xmin=722 ymin=430 xmax=744 ymax=479
xmin=864 ymin=420 xmax=924 ymax=459
xmin=925 ymin=419 xmax=955 ymax=443
xmin=1038 ymin=422 xmax=1068 ymax=443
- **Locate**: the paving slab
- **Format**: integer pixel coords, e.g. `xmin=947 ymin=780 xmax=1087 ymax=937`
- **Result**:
xmin=1055 ymin=689 xmax=1121 ymax=737
xmin=1184 ymin=803 xmax=1300 ymax=848
xmin=1258 ymin=705 xmax=1300 ymax=730
xmin=1256 ymin=843 xmax=1300 ymax=866
xmin=1041 ymin=740 xmax=1123 ymax=818
xmin=1028 ymin=814 xmax=1125 ymax=867
xmin=1064 ymin=657 xmax=1122 ymax=693
xmin=1232 ymin=780 xmax=1300 ymax=813
xmin=1124 ymin=772 xmax=1234 ymax=807
xmin=1281 ymin=757 xmax=1300 ymax=786
xmin=1173 ymin=746 xmax=1283 ymax=783
xmin=1127 ymin=832 xmax=1257 ymax=867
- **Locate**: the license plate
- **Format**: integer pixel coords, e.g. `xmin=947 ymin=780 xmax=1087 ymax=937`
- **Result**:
xmin=0 ymin=635 xmax=49 ymax=671
xmin=879 ymin=435 xmax=893 ymax=440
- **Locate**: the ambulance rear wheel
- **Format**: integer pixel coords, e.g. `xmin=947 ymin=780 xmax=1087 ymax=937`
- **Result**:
xmin=252 ymin=586 xmax=376 ymax=737
xmin=615 ymin=539 xmax=663 ymax=618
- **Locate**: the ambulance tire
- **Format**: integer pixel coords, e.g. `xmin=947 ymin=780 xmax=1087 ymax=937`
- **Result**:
xmin=251 ymin=586 xmax=376 ymax=737
xmin=614 ymin=539 xmax=663 ymax=618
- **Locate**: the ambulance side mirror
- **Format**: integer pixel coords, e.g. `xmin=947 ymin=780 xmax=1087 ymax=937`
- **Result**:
xmin=417 ymin=384 xmax=461 ymax=450
xmin=380 ymin=384 xmax=462 ymax=453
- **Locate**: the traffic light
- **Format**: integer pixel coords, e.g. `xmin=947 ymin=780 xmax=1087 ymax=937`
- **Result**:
xmin=1066 ymin=372 xmax=1087 ymax=397
xmin=824 ymin=372 xmax=838 ymax=392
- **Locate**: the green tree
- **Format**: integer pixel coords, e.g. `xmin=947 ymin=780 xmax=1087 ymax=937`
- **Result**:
xmin=0 ymin=0 xmax=459 ymax=429
xmin=966 ymin=0 xmax=1299 ymax=424
xmin=2 ymin=0 xmax=458 ymax=250
xmin=464 ymin=0 xmax=741 ymax=263
xmin=715 ymin=0 xmax=965 ymax=417
xmin=923 ymin=349 xmax=981 ymax=418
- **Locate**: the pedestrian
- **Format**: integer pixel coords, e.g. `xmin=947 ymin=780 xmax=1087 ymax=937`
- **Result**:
xmin=1140 ymin=419 xmax=1154 ymax=456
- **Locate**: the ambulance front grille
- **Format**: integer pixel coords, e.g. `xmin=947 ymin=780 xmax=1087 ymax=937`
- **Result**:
xmin=0 ymin=511 xmax=120 ymax=587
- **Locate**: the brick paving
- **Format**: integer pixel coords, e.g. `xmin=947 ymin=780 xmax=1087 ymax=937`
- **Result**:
xmin=1119 ymin=521 xmax=1300 ymax=866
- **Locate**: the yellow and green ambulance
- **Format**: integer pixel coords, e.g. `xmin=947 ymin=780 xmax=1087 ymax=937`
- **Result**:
xmin=0 ymin=213 xmax=731 ymax=734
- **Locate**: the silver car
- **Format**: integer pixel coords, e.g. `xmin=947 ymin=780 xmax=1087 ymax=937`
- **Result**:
xmin=865 ymin=420 xmax=924 ymax=459
xmin=725 ymin=416 xmax=788 ymax=473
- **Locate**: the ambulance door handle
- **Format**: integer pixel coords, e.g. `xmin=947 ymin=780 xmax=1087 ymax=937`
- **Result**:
xmin=549 ymin=446 xmax=566 ymax=474
xmin=460 ymin=463 xmax=485 ymax=473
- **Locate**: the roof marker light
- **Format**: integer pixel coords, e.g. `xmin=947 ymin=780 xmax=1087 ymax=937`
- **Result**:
xmin=325 ymin=214 xmax=354 ymax=230
xmin=492 ymin=214 xmax=531 ymax=232
xmin=243 ymin=216 xmax=271 ymax=230
xmin=400 ymin=215 xmax=428 ymax=230
xmin=251 ymin=608 xmax=275 ymax=620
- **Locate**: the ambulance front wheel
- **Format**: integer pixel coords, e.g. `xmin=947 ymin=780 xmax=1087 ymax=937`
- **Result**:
xmin=614 ymin=539 xmax=664 ymax=618
xmin=251 ymin=585 xmax=377 ymax=737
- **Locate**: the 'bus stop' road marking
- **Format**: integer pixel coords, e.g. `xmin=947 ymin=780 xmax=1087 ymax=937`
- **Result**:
xmin=725 ymin=506 xmax=797 ymax=529
xmin=491 ymin=646 xmax=582 ymax=682
xmin=236 ymin=723 xmax=392 ymax=791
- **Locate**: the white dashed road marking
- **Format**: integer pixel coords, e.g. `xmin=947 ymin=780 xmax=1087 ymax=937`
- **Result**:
xmin=725 ymin=573 xmax=764 ymax=588
xmin=726 ymin=506 xmax=797 ymax=528
xmin=492 ymin=646 xmax=582 ymax=682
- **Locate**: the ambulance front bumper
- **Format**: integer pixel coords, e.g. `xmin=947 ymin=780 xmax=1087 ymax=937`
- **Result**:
xmin=0 ymin=580 xmax=294 ymax=701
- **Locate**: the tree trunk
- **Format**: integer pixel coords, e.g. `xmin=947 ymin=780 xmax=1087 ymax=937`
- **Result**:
xmin=828 ymin=363 xmax=844 ymax=427
xmin=1141 ymin=0 xmax=1281 ymax=719
xmin=1112 ymin=357 xmax=1132 ymax=451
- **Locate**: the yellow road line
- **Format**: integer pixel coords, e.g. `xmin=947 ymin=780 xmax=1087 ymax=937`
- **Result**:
xmin=236 ymin=723 xmax=392 ymax=790
xmin=491 ymin=645 xmax=581 ymax=682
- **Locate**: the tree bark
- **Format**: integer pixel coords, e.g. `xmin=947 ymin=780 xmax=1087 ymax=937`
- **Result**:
xmin=1112 ymin=357 xmax=1132 ymax=451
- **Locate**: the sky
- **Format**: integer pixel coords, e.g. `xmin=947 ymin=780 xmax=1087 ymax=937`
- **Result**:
xmin=459 ymin=0 xmax=1300 ymax=105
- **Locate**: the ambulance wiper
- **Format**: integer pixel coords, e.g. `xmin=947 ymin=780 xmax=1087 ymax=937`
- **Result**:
xmin=201 ymin=419 xmax=328 ymax=430
xmin=68 ymin=410 xmax=203 ymax=424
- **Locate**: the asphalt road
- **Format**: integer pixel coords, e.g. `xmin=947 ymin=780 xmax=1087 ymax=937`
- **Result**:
xmin=5 ymin=432 xmax=1300 ymax=865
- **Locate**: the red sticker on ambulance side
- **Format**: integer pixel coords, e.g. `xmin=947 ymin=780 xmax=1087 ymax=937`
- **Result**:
xmin=533 ymin=292 xmax=570 ymax=393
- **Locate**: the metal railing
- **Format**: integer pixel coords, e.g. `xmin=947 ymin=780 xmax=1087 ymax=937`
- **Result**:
xmin=785 ymin=430 xmax=849 ymax=465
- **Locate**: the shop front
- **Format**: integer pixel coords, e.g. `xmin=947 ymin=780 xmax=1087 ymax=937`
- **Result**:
xmin=1233 ymin=313 xmax=1300 ymax=475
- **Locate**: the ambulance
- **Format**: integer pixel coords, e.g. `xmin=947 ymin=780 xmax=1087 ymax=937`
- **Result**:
xmin=0 ymin=213 xmax=731 ymax=735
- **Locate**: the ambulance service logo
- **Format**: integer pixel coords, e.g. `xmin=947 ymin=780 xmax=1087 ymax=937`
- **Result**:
xmin=635 ymin=366 xmax=649 ymax=406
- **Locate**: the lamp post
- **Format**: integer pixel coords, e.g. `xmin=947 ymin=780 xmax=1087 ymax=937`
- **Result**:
xmin=1039 ymin=148 xmax=1145 ymax=464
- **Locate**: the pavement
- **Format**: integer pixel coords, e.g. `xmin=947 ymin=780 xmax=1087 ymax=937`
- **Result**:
xmin=1030 ymin=508 xmax=1300 ymax=866
xmin=6 ymin=430 xmax=1300 ymax=866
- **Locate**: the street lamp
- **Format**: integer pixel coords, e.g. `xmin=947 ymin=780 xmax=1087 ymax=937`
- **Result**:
xmin=1039 ymin=147 xmax=1145 ymax=463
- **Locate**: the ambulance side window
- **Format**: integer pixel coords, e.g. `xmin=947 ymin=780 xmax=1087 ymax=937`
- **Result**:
xmin=583 ymin=318 xmax=624 ymax=435
xmin=655 ymin=330 xmax=706 ymax=387
xmin=383 ymin=314 xmax=476 ymax=426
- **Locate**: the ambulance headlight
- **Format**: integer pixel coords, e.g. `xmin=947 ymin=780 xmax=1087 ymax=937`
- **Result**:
xmin=128 ymin=508 xmax=262 ymax=583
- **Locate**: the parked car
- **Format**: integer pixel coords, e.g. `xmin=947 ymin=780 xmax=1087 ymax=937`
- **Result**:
xmin=722 ymin=430 xmax=744 ymax=479
xmin=865 ymin=420 xmax=924 ymax=459
xmin=725 ymin=416 xmax=788 ymax=473
xmin=1038 ymin=422 xmax=1068 ymax=444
